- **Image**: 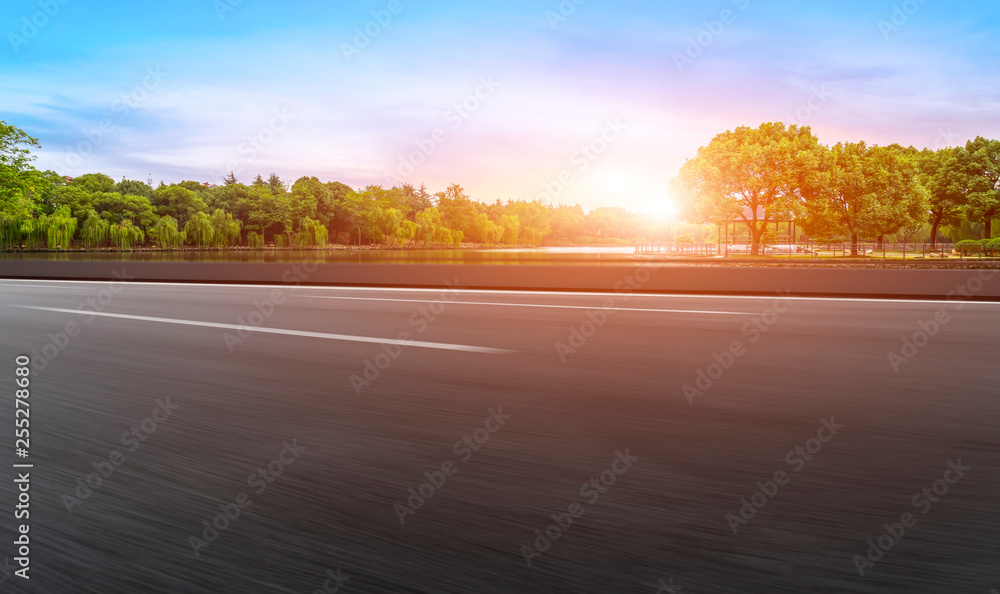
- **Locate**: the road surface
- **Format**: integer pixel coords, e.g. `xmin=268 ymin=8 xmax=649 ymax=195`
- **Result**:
xmin=0 ymin=277 xmax=998 ymax=593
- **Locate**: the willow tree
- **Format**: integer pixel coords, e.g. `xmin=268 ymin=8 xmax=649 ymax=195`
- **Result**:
xmin=292 ymin=217 xmax=328 ymax=247
xmin=36 ymin=206 xmax=77 ymax=250
xmin=184 ymin=211 xmax=215 ymax=248
xmin=209 ymin=209 xmax=242 ymax=247
xmin=670 ymin=122 xmax=825 ymax=255
xmin=415 ymin=209 xmax=443 ymax=246
xmin=247 ymin=231 xmax=264 ymax=249
xmin=152 ymin=216 xmax=184 ymax=249
xmin=477 ymin=215 xmax=503 ymax=244
xmin=80 ymin=211 xmax=111 ymax=248
xmin=109 ymin=220 xmax=145 ymax=250
xmin=395 ymin=219 xmax=417 ymax=247
xmin=499 ymin=214 xmax=520 ymax=244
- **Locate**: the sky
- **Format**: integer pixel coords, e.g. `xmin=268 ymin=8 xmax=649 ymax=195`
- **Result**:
xmin=2 ymin=0 xmax=1000 ymax=217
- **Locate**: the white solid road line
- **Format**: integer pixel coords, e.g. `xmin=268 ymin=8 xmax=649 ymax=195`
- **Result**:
xmin=298 ymin=294 xmax=749 ymax=315
xmin=14 ymin=306 xmax=516 ymax=355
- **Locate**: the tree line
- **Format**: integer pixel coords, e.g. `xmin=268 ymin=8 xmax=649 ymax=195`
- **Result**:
xmin=670 ymin=122 xmax=1000 ymax=255
xmin=1 ymin=121 xmax=692 ymax=250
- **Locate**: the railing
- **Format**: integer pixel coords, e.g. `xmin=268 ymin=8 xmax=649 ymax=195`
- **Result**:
xmin=635 ymin=242 xmax=985 ymax=260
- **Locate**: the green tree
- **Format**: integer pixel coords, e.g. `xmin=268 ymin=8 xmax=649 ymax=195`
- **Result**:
xmin=804 ymin=142 xmax=927 ymax=254
xmin=670 ymin=122 xmax=825 ymax=255
xmin=114 ymin=179 xmax=153 ymax=199
xmin=267 ymin=173 xmax=286 ymax=195
xmin=184 ymin=211 xmax=216 ymax=248
xmin=47 ymin=185 xmax=93 ymax=219
xmin=108 ymin=220 xmax=145 ymax=250
xmin=209 ymin=209 xmax=242 ymax=247
xmin=80 ymin=211 xmax=111 ymax=248
xmin=437 ymin=184 xmax=482 ymax=239
xmin=508 ymin=200 xmax=551 ymax=245
xmin=241 ymin=186 xmax=291 ymax=241
xmin=290 ymin=176 xmax=326 ymax=225
xmin=549 ymin=204 xmax=586 ymax=240
xmin=151 ymin=216 xmax=185 ymax=249
xmin=918 ymin=148 xmax=968 ymax=247
xmin=92 ymin=192 xmax=159 ymax=229
xmin=961 ymin=137 xmax=1000 ymax=239
xmin=152 ymin=186 xmax=207 ymax=227
xmin=69 ymin=173 xmax=115 ymax=194
xmin=39 ymin=206 xmax=77 ymax=249
xmin=0 ymin=121 xmax=43 ymax=221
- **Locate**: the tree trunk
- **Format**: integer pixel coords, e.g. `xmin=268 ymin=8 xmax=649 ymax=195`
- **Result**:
xmin=929 ymin=212 xmax=942 ymax=249
xmin=851 ymin=233 xmax=859 ymax=256
xmin=986 ymin=219 xmax=993 ymax=240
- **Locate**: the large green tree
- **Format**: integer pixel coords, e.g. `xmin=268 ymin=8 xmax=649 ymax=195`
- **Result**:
xmin=670 ymin=122 xmax=825 ymax=255
xmin=69 ymin=173 xmax=115 ymax=194
xmin=804 ymin=142 xmax=927 ymax=254
xmin=961 ymin=136 xmax=1000 ymax=239
xmin=152 ymin=186 xmax=207 ymax=227
xmin=0 ymin=121 xmax=43 ymax=220
xmin=918 ymin=147 xmax=968 ymax=247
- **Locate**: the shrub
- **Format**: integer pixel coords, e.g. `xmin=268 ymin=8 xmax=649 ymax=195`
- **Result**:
xmin=956 ymin=239 xmax=983 ymax=254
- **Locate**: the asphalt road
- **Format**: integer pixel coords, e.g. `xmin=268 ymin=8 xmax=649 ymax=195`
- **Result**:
xmin=0 ymin=277 xmax=998 ymax=593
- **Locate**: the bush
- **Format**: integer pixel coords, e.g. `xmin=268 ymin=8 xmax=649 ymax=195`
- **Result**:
xmin=956 ymin=239 xmax=983 ymax=254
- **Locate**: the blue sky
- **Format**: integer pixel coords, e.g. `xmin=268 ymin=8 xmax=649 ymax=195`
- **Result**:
xmin=3 ymin=0 xmax=1000 ymax=215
